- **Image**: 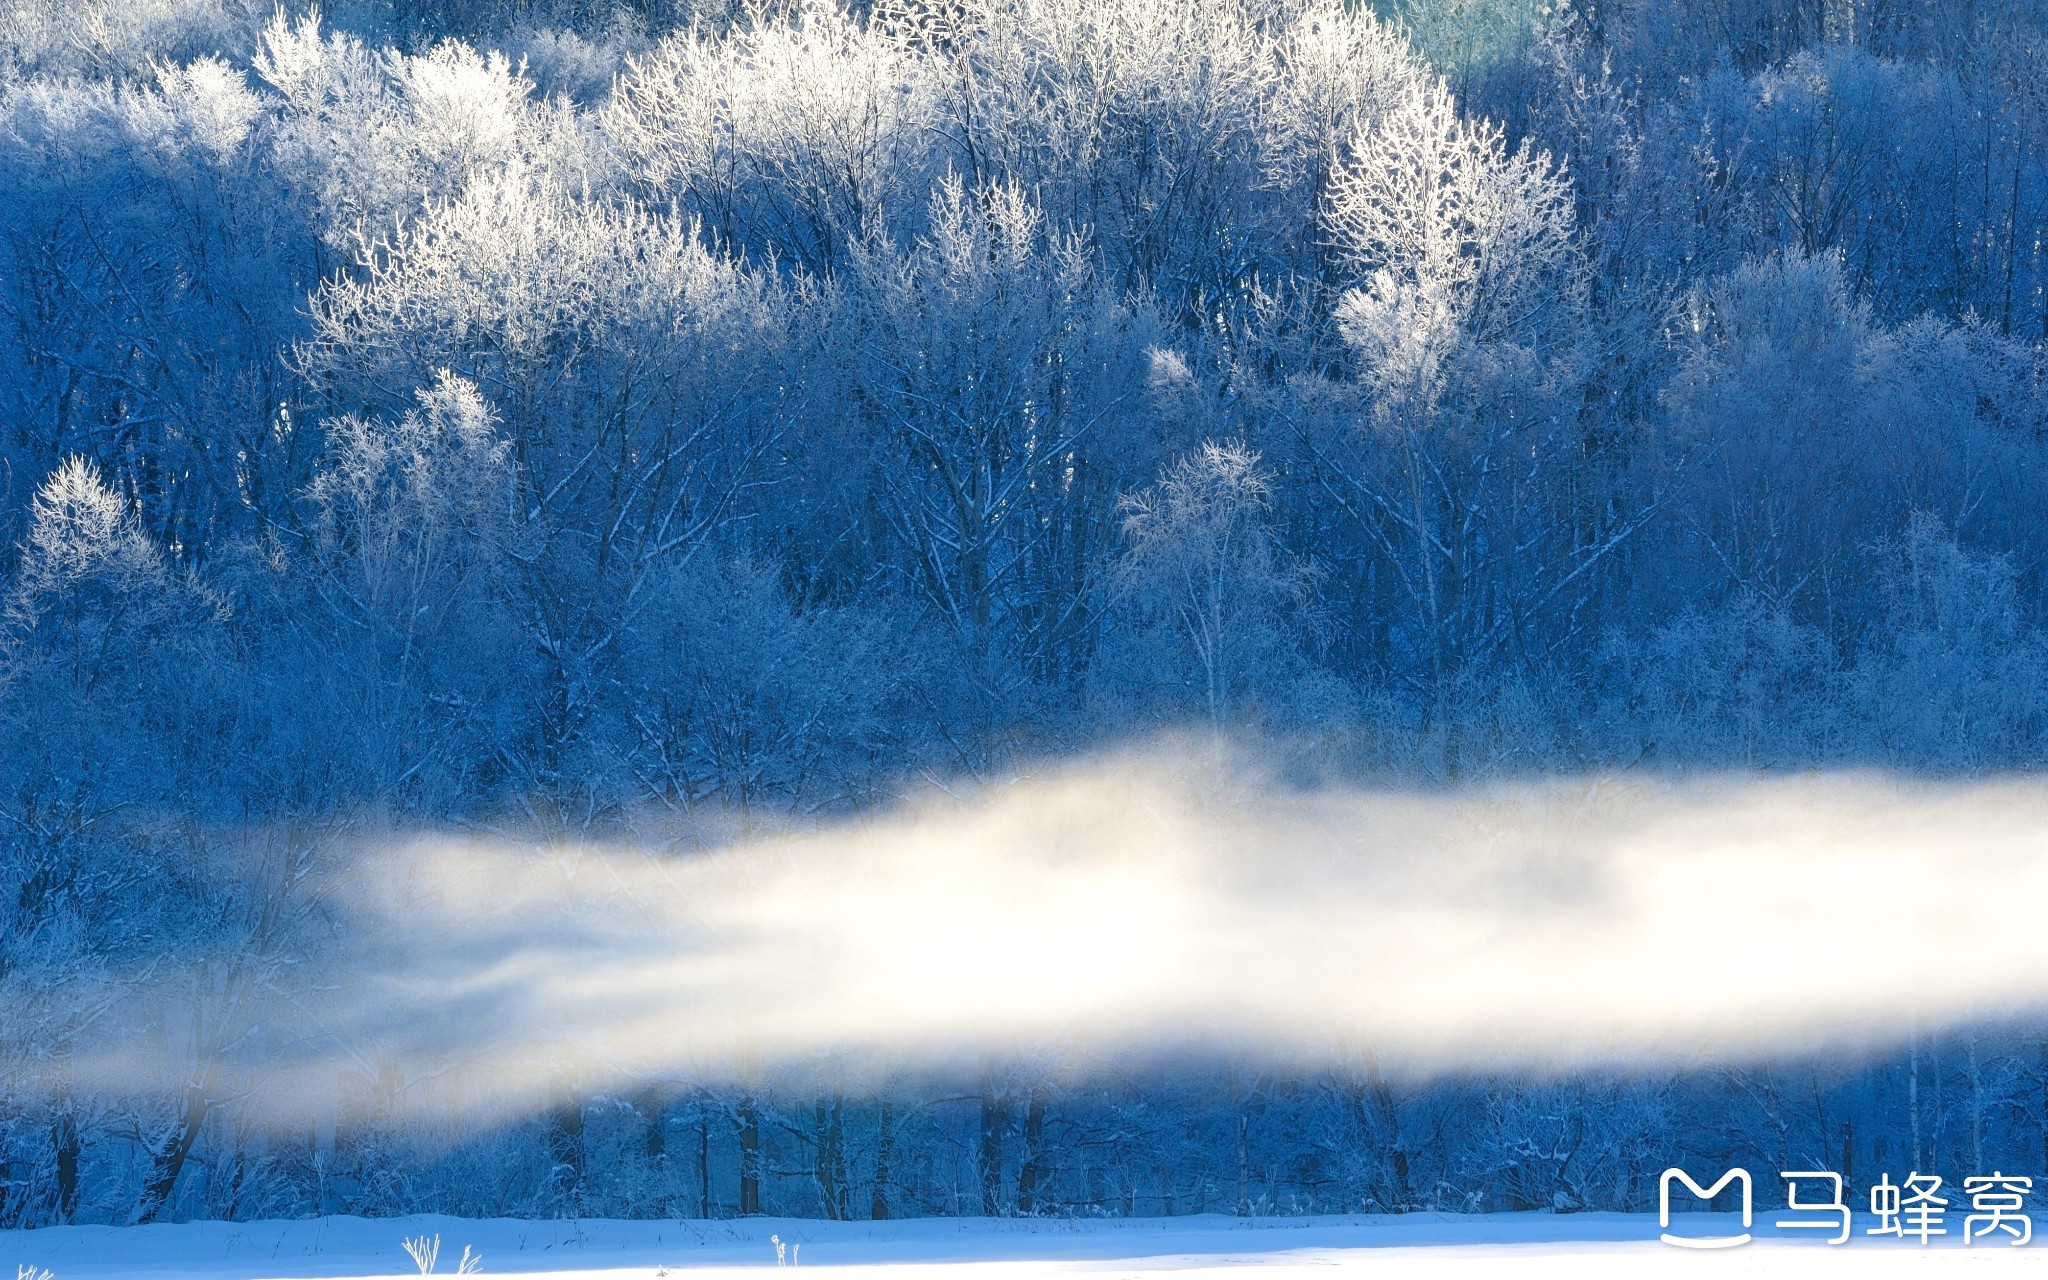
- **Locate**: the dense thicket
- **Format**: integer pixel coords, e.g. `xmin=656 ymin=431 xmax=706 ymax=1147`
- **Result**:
xmin=2 ymin=0 xmax=2047 ymax=1228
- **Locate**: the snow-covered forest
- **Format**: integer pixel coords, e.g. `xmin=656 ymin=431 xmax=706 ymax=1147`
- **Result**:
xmin=2 ymin=0 xmax=2047 ymax=1232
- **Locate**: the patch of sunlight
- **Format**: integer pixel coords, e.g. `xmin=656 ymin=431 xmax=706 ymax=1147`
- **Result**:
xmin=1368 ymin=0 xmax=1552 ymax=81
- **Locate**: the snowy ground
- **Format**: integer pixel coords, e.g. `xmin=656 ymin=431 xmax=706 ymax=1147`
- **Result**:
xmin=7 ymin=1210 xmax=2044 ymax=1278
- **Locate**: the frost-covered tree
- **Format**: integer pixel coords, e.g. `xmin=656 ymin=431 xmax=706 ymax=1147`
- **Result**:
xmin=303 ymin=372 xmax=526 ymax=806
xmin=1653 ymin=252 xmax=2048 ymax=640
xmin=615 ymin=555 xmax=911 ymax=826
xmin=0 ymin=457 xmax=239 ymax=1226
xmin=836 ymin=177 xmax=1154 ymax=681
xmin=1102 ymin=439 xmax=1322 ymax=735
xmin=606 ymin=2 xmax=940 ymax=277
xmin=1852 ymin=514 xmax=2048 ymax=769
xmin=0 ymin=54 xmax=317 ymax=550
xmin=1284 ymin=71 xmax=1633 ymax=758
xmin=1325 ymin=75 xmax=1580 ymax=357
xmin=305 ymin=164 xmax=792 ymax=817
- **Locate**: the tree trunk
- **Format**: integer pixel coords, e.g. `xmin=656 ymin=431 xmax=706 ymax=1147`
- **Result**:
xmin=53 ymin=1109 xmax=80 ymax=1223
xmin=697 ymin=1097 xmax=711 ymax=1219
xmin=738 ymin=1093 xmax=762 ymax=1216
xmin=1016 ymin=1086 xmax=1047 ymax=1215
xmin=979 ymin=1076 xmax=1006 ymax=1217
xmin=137 ymin=1085 xmax=209 ymax=1224
xmin=1840 ymin=1120 xmax=1854 ymax=1197
xmin=1232 ymin=1062 xmax=1252 ymax=1219
xmin=546 ymin=1087 xmax=585 ymax=1202
xmin=641 ymin=1086 xmax=667 ymax=1163
xmin=813 ymin=1095 xmax=846 ymax=1220
xmin=872 ymin=1095 xmax=894 ymax=1221
xmin=1367 ymin=1057 xmax=1411 ymax=1209
xmin=1235 ymin=1106 xmax=1251 ymax=1217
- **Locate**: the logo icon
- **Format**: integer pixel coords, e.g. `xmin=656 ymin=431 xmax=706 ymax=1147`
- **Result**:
xmin=1660 ymin=1167 xmax=1752 ymax=1249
